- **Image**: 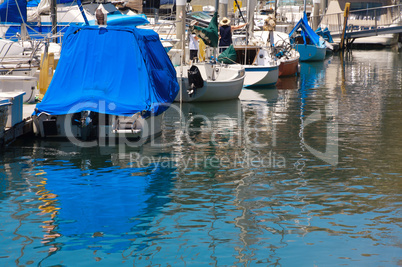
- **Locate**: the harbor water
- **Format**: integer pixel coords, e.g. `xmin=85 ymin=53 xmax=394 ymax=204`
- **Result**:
xmin=1 ymin=50 xmax=401 ymax=266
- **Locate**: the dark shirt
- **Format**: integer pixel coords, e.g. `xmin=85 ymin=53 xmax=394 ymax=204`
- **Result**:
xmin=219 ymin=25 xmax=232 ymax=47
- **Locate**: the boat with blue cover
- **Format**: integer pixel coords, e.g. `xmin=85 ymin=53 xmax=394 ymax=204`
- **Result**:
xmin=289 ymin=12 xmax=326 ymax=62
xmin=33 ymin=25 xmax=179 ymax=142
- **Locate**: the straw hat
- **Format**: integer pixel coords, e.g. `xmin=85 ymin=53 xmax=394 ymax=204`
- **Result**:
xmin=220 ymin=17 xmax=231 ymax=26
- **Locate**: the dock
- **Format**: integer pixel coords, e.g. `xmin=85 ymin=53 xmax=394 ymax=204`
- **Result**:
xmin=0 ymin=100 xmax=35 ymax=147
xmin=318 ymin=3 xmax=402 ymax=48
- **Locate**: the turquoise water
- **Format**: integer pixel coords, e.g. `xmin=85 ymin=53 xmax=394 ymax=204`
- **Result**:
xmin=1 ymin=50 xmax=401 ymax=266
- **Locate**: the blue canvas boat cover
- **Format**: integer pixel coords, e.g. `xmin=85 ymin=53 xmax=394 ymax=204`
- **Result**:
xmin=35 ymin=26 xmax=179 ymax=117
xmin=27 ymin=0 xmax=40 ymax=7
xmin=0 ymin=0 xmax=27 ymax=23
xmin=315 ymin=26 xmax=334 ymax=43
xmin=289 ymin=12 xmax=322 ymax=47
xmin=88 ymin=14 xmax=149 ymax=27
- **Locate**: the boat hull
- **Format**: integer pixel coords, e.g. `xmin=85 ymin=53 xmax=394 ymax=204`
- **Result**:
xmin=242 ymin=65 xmax=279 ymax=88
xmin=175 ymin=64 xmax=245 ymax=102
xmin=295 ymin=44 xmax=326 ymax=61
xmin=33 ymin=112 xmax=164 ymax=144
xmin=278 ymin=54 xmax=300 ymax=77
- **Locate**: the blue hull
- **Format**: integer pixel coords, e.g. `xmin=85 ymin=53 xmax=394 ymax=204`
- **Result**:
xmin=295 ymin=44 xmax=326 ymax=61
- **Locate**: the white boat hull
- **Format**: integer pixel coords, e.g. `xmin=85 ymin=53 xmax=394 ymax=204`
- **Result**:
xmin=175 ymin=63 xmax=245 ymax=102
xmin=243 ymin=65 xmax=279 ymax=88
xmin=229 ymin=64 xmax=279 ymax=88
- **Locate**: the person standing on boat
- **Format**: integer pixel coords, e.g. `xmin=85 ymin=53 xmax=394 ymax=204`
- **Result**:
xmin=219 ymin=17 xmax=247 ymax=52
xmin=189 ymin=20 xmax=199 ymax=62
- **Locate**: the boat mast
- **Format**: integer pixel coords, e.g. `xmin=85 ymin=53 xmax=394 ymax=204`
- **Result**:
xmin=215 ymin=0 xmax=219 ymax=61
xmin=274 ymin=0 xmax=277 ymax=19
xmin=50 ymin=0 xmax=57 ymax=43
xmin=244 ymin=0 xmax=250 ymax=65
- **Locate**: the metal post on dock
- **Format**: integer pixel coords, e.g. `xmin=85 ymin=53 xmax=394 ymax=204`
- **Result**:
xmin=320 ymin=0 xmax=327 ymax=14
xmin=313 ymin=0 xmax=320 ymax=30
xmin=219 ymin=0 xmax=228 ymax=19
xmin=176 ymin=0 xmax=186 ymax=64
xmin=340 ymin=2 xmax=350 ymax=50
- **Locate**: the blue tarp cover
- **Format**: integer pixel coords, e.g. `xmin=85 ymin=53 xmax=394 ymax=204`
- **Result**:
xmin=289 ymin=12 xmax=322 ymax=47
xmin=28 ymin=0 xmax=94 ymax=7
xmin=35 ymin=26 xmax=179 ymax=117
xmin=0 ymin=0 xmax=27 ymax=23
xmin=27 ymin=0 xmax=40 ymax=7
xmin=88 ymin=14 xmax=149 ymax=26
xmin=315 ymin=26 xmax=334 ymax=43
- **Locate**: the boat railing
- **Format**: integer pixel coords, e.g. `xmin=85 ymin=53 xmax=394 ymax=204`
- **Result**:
xmin=145 ymin=20 xmax=178 ymax=41
xmin=316 ymin=4 xmax=402 ymax=35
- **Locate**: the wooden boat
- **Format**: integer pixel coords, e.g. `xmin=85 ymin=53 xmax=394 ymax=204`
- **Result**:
xmin=294 ymin=41 xmax=326 ymax=61
xmin=273 ymin=41 xmax=300 ymax=77
xmin=289 ymin=12 xmax=326 ymax=62
xmin=175 ymin=62 xmax=245 ymax=102
xmin=278 ymin=51 xmax=300 ymax=77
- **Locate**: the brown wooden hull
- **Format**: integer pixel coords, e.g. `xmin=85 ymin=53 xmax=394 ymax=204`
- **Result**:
xmin=278 ymin=56 xmax=299 ymax=77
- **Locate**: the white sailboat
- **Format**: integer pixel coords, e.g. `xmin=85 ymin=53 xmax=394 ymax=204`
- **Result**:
xmin=172 ymin=10 xmax=245 ymax=102
xmin=228 ymin=0 xmax=279 ymax=88
xmin=228 ymin=46 xmax=279 ymax=87
xmin=174 ymin=62 xmax=245 ymax=102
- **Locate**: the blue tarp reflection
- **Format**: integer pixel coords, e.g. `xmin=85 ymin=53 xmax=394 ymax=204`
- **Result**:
xmin=39 ymin=158 xmax=175 ymax=252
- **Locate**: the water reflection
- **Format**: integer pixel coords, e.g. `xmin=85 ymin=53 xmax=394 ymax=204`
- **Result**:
xmin=299 ymin=60 xmax=329 ymax=91
xmin=0 ymin=141 xmax=176 ymax=265
xmin=276 ymin=75 xmax=298 ymax=90
xmin=1 ymin=51 xmax=401 ymax=266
